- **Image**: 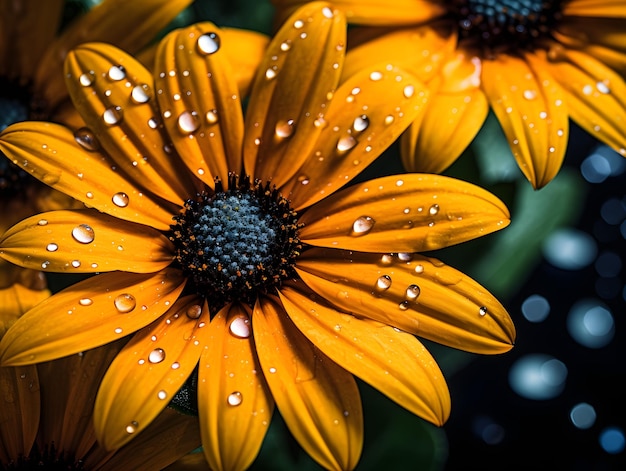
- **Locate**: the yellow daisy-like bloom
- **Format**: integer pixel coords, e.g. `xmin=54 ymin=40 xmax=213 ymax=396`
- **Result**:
xmin=273 ymin=0 xmax=626 ymax=188
xmin=0 ymin=341 xmax=201 ymax=470
xmin=0 ymin=3 xmax=514 ymax=470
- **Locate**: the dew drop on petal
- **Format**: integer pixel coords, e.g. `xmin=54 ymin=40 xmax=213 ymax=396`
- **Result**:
xmin=102 ymin=106 xmax=123 ymax=126
xmin=351 ymin=215 xmax=375 ymax=235
xmin=596 ymin=81 xmax=610 ymax=94
xmin=352 ymin=115 xmax=369 ymax=133
xmin=405 ymin=284 xmax=421 ymax=301
xmin=171 ymin=362 xmax=180 ymax=370
xmin=275 ymin=119 xmax=295 ymax=138
xmin=79 ymin=298 xmax=93 ymax=306
xmin=131 ymin=84 xmax=150 ymax=104
xmin=148 ymin=348 xmax=165 ymax=364
xmin=403 ymin=85 xmax=415 ymax=98
xmin=71 ymin=260 xmax=81 ymax=268
xmin=125 ymin=421 xmax=138 ymax=434
xmin=108 ymin=65 xmax=126 ymax=81
xmin=398 ymin=301 xmax=409 ymax=311
xmin=337 ymin=135 xmax=357 ymax=153
xmin=227 ymin=391 xmax=243 ymax=406
xmin=429 ymin=204 xmax=440 ymax=216
xmin=37 ymin=219 xmax=48 ymax=226
xmin=112 ymin=192 xmax=129 ymax=207
xmin=71 ymin=224 xmax=95 ymax=244
xmin=523 ymin=90 xmax=537 ymax=100
xmin=46 ymin=243 xmax=58 ymax=252
xmin=479 ymin=306 xmax=488 ymax=316
xmin=74 ymin=127 xmax=100 ymax=151
xmin=229 ymin=316 xmax=251 ymax=338
xmin=114 ymin=293 xmax=136 ymax=313
xmin=206 ymin=109 xmax=218 ymax=124
xmin=375 ymin=275 xmax=392 ymax=292
xmin=265 ymin=68 xmax=277 ymax=80
xmin=157 ymin=390 xmax=167 ymax=400
xmin=280 ymin=40 xmax=292 ymax=51
xmin=114 ymin=327 xmax=123 ymax=334
xmin=414 ymin=264 xmax=424 ymax=274
xmin=197 ymin=33 xmax=220 ymax=54
xmin=186 ymin=304 xmax=202 ymax=319
xmin=79 ymin=73 xmax=94 ymax=86
xmin=177 ymin=111 xmax=200 ymax=134
xmin=369 ymin=71 xmax=383 ymax=81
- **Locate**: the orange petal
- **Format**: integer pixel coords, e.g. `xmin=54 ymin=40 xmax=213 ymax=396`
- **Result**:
xmin=0 ymin=122 xmax=178 ymax=230
xmin=299 ymin=174 xmax=510 ymax=252
xmin=279 ymin=282 xmax=450 ymax=425
xmin=155 ymin=23 xmax=245 ymax=187
xmin=253 ymin=294 xmax=363 ymax=471
xmin=64 ymin=42 xmax=200 ymax=205
xmin=198 ymin=303 xmax=273 ymax=471
xmin=221 ymin=28 xmax=270 ymax=98
xmin=0 ymin=210 xmax=173 ymax=274
xmin=94 ymin=296 xmax=209 ymax=450
xmin=0 ymin=268 xmax=186 ymax=365
xmin=243 ymin=3 xmax=346 ymax=183
xmin=562 ymin=0 xmax=626 ymax=17
xmin=296 ymin=249 xmax=516 ymax=354
xmin=34 ymin=0 xmax=193 ymax=111
xmin=481 ymin=53 xmax=570 ymax=188
xmin=0 ymin=365 xmax=39 ymax=464
xmin=0 ymin=268 xmax=50 ymax=338
xmin=543 ymin=47 xmax=626 ymax=157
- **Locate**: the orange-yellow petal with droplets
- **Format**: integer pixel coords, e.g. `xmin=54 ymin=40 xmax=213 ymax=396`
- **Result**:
xmin=0 ymin=268 xmax=186 ymax=366
xmin=296 ymin=249 xmax=516 ymax=354
xmin=94 ymin=296 xmax=209 ymax=450
xmin=0 ymin=210 xmax=173 ymax=274
xmin=279 ymin=282 xmax=450 ymax=425
xmin=299 ymin=174 xmax=510 ymax=252
xmin=253 ymin=295 xmax=363 ymax=471
xmin=221 ymin=28 xmax=270 ymax=99
xmin=198 ymin=304 xmax=273 ymax=471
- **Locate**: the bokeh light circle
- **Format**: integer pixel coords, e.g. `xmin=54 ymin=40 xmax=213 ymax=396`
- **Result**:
xmin=508 ymin=354 xmax=568 ymax=400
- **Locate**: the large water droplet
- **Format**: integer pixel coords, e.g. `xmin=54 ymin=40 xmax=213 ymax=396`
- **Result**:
xmin=177 ymin=111 xmax=200 ymax=134
xmin=197 ymin=33 xmax=220 ymax=54
xmin=79 ymin=298 xmax=93 ymax=306
xmin=375 ymin=275 xmax=392 ymax=292
xmin=71 ymin=224 xmax=95 ymax=244
xmin=405 ymin=284 xmax=420 ymax=301
xmin=79 ymin=72 xmax=95 ymax=87
xmin=114 ymin=293 xmax=136 ymax=313
xmin=131 ymin=84 xmax=151 ymax=104
xmin=148 ymin=348 xmax=165 ymax=364
xmin=186 ymin=304 xmax=202 ymax=319
xmin=125 ymin=421 xmax=139 ymax=434
xmin=429 ymin=204 xmax=440 ymax=216
xmin=336 ymin=135 xmax=357 ymax=153
xmin=351 ymin=216 xmax=375 ymax=235
xmin=157 ymin=390 xmax=168 ymax=400
xmin=352 ymin=115 xmax=369 ymax=133
xmin=275 ymin=119 xmax=295 ymax=138
xmin=46 ymin=243 xmax=58 ymax=252
xmin=108 ymin=65 xmax=126 ymax=81
xmin=227 ymin=391 xmax=243 ymax=406
xmin=206 ymin=109 xmax=219 ymax=124
xmin=479 ymin=306 xmax=488 ymax=316
xmin=112 ymin=192 xmax=129 ymax=207
xmin=229 ymin=316 xmax=251 ymax=338
xmin=103 ymin=106 xmax=123 ymax=126
xmin=74 ymin=127 xmax=100 ymax=151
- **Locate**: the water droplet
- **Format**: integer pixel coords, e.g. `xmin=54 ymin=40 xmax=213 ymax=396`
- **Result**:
xmin=405 ymin=284 xmax=421 ymax=301
xmin=41 ymin=261 xmax=49 ymax=269
xmin=157 ymin=390 xmax=167 ymax=400
xmin=351 ymin=215 xmax=375 ymax=235
xmin=398 ymin=301 xmax=409 ymax=311
xmin=479 ymin=306 xmax=488 ymax=316
xmin=403 ymin=85 xmax=415 ymax=98
xmin=384 ymin=115 xmax=395 ymax=125
xmin=280 ymin=40 xmax=292 ymax=51
xmin=114 ymin=293 xmax=136 ymax=313
xmin=352 ymin=115 xmax=369 ymax=133
xmin=46 ymin=243 xmax=58 ymax=252
xmin=523 ymin=90 xmax=537 ymax=100
xmin=71 ymin=260 xmax=81 ymax=268
xmin=37 ymin=219 xmax=48 ymax=226
xmin=125 ymin=421 xmax=139 ymax=434
xmin=148 ymin=348 xmax=165 ymax=364
xmin=108 ymin=65 xmax=126 ymax=81
xmin=293 ymin=19 xmax=304 ymax=29
xmin=297 ymin=175 xmax=310 ymax=185
xmin=177 ymin=111 xmax=200 ymax=134
xmin=275 ymin=119 xmax=295 ymax=138
xmin=114 ymin=327 xmax=123 ymax=334
xmin=414 ymin=264 xmax=424 ymax=274
xmin=229 ymin=316 xmax=251 ymax=338
xmin=74 ymin=127 xmax=100 ymax=151
xmin=206 ymin=109 xmax=218 ymax=124
xmin=148 ymin=117 xmax=159 ymax=129
xmin=375 ymin=275 xmax=392 ymax=292
xmin=369 ymin=71 xmax=383 ymax=81
xmin=380 ymin=254 xmax=393 ymax=265
xmin=268 ymin=367 xmax=277 ymax=374
xmin=596 ymin=81 xmax=610 ymax=94
xmin=429 ymin=204 xmax=440 ymax=216
xmin=197 ymin=32 xmax=220 ymax=54
xmin=186 ymin=304 xmax=202 ymax=319
xmin=171 ymin=362 xmax=180 ymax=369
xmin=112 ymin=192 xmax=129 ymax=207
xmin=337 ymin=135 xmax=357 ymax=153
xmin=265 ymin=67 xmax=277 ymax=80
xmin=227 ymin=391 xmax=243 ymax=406
xmin=322 ymin=6 xmax=334 ymax=17
xmin=79 ymin=72 xmax=94 ymax=86
xmin=71 ymin=224 xmax=95 ymax=244
xmin=79 ymin=298 xmax=93 ymax=306
xmin=102 ymin=106 xmax=123 ymax=126
xmin=131 ymin=84 xmax=150 ymax=103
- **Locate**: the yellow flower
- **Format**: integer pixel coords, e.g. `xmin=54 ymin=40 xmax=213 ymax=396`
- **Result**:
xmin=0 ymin=3 xmax=514 ymax=470
xmin=273 ymin=0 xmax=626 ymax=188
xmin=0 ymin=341 xmax=201 ymax=470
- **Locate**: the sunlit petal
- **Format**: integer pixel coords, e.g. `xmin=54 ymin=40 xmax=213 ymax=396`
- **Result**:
xmin=299 ymin=174 xmax=510 ymax=252
xmin=0 ymin=268 xmax=186 ymax=365
xmin=221 ymin=28 xmax=270 ymax=97
xmin=254 ymin=295 xmax=363 ymax=471
xmin=562 ymin=0 xmax=626 ymax=17
xmin=296 ymin=249 xmax=515 ymax=354
xmin=198 ymin=303 xmax=273 ymax=471
xmin=279 ymin=282 xmax=450 ymax=425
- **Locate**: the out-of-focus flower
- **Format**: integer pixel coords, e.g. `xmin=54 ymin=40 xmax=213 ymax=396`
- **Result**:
xmin=0 ymin=3 xmax=514 ymax=470
xmin=273 ymin=0 xmax=626 ymax=189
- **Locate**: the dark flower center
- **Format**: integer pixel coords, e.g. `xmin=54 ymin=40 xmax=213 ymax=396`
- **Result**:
xmin=452 ymin=0 xmax=562 ymax=55
xmin=170 ymin=173 xmax=301 ymax=310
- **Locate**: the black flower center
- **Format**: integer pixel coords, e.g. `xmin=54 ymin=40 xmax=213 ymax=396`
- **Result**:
xmin=170 ymin=173 xmax=301 ymax=310
xmin=452 ymin=0 xmax=562 ymax=55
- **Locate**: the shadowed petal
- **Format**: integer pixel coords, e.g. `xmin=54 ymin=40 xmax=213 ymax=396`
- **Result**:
xmin=279 ymin=282 xmax=450 ymax=425
xmin=0 ymin=210 xmax=173 ymax=274
xmin=481 ymin=53 xmax=570 ymax=188
xmin=299 ymin=174 xmax=510 ymax=252
xmin=198 ymin=304 xmax=273 ymax=471
xmin=155 ymin=23 xmax=245 ymax=187
xmin=94 ymin=296 xmax=209 ymax=450
xmin=221 ymin=28 xmax=270 ymax=97
xmin=65 ymin=42 xmax=200 ymax=204
xmin=254 ymin=295 xmax=363 ymax=471
xmin=0 ymin=122 xmax=178 ymax=230
xmin=0 ymin=268 xmax=186 ymax=366
xmin=244 ymin=2 xmax=346 ymax=183
xmin=296 ymin=249 xmax=515 ymax=354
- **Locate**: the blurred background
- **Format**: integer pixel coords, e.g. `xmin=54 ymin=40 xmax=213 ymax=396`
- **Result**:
xmin=59 ymin=1 xmax=626 ymax=469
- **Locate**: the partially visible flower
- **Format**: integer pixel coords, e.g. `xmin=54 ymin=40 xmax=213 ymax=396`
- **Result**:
xmin=0 ymin=3 xmax=514 ymax=470
xmin=0 ymin=341 xmax=201 ymax=470
xmin=272 ymin=0 xmax=626 ymax=188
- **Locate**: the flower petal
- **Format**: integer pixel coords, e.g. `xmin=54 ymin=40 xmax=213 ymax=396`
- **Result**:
xmin=197 ymin=303 xmax=273 ymax=471
xmin=94 ymin=296 xmax=209 ymax=450
xmin=543 ymin=48 xmax=626 ymax=157
xmin=243 ymin=2 xmax=346 ymax=184
xmin=221 ymin=28 xmax=270 ymax=97
xmin=299 ymin=174 xmax=510 ymax=252
xmin=34 ymin=0 xmax=193 ymax=111
xmin=279 ymin=282 xmax=450 ymax=426
xmin=0 ymin=365 xmax=39 ymax=464
xmin=0 ymin=122 xmax=177 ymax=230
xmin=296 ymin=249 xmax=516 ymax=354
xmin=481 ymin=53 xmax=570 ymax=188
xmin=563 ymin=0 xmax=626 ymax=17
xmin=0 ymin=268 xmax=186 ymax=365
xmin=0 ymin=210 xmax=173 ymax=274
xmin=65 ymin=42 xmax=200 ymax=205
xmin=155 ymin=23 xmax=245 ymax=187
xmin=253 ymin=295 xmax=363 ymax=471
